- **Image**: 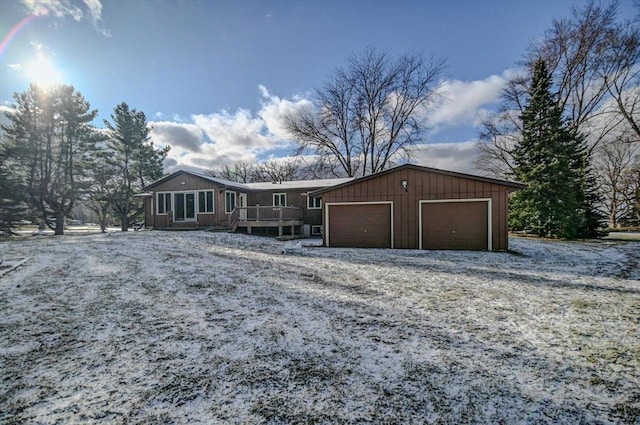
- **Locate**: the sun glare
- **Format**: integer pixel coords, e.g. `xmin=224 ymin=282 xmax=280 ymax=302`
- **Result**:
xmin=25 ymin=54 xmax=64 ymax=88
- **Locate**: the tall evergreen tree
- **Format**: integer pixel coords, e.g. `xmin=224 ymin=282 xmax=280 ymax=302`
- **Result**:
xmin=577 ymin=152 xmax=607 ymax=237
xmin=1 ymin=84 xmax=98 ymax=235
xmin=511 ymin=59 xmax=596 ymax=238
xmin=0 ymin=138 xmax=30 ymax=235
xmin=86 ymin=146 xmax=120 ymax=233
xmin=104 ymin=102 xmax=169 ymax=231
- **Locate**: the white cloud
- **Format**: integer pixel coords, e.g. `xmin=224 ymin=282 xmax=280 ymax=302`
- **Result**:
xmin=21 ymin=0 xmax=83 ymax=20
xmin=429 ymin=72 xmax=509 ymax=130
xmin=150 ymin=121 xmax=203 ymax=153
xmin=7 ymin=64 xmax=23 ymax=72
xmin=83 ymin=0 xmax=102 ymax=23
xmin=82 ymin=0 xmax=110 ymax=36
xmin=151 ymin=82 xmax=498 ymax=176
xmin=20 ymin=0 xmax=110 ymax=36
xmin=151 ymin=86 xmax=310 ymax=174
xmin=192 ymin=109 xmax=272 ymax=151
xmin=258 ymin=85 xmax=312 ymax=141
xmin=408 ymin=141 xmax=481 ymax=175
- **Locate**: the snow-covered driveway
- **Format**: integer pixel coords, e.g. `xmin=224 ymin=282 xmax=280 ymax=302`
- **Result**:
xmin=1 ymin=232 xmax=638 ymax=424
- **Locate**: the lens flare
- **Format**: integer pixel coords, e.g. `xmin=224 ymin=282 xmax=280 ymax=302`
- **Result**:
xmin=25 ymin=54 xmax=64 ymax=87
xmin=0 ymin=15 xmax=37 ymax=57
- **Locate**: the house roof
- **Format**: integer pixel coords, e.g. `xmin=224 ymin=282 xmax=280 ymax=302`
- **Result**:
xmin=309 ymin=164 xmax=526 ymax=196
xmin=143 ymin=170 xmax=234 ymax=191
xmin=245 ymin=178 xmax=353 ymax=191
xmin=144 ymin=169 xmax=353 ymax=192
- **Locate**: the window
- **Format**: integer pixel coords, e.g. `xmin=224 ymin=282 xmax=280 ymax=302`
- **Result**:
xmin=157 ymin=192 xmax=171 ymax=214
xmin=198 ymin=190 xmax=214 ymax=214
xmin=311 ymin=225 xmax=323 ymax=236
xmin=308 ymin=196 xmax=322 ymax=209
xmin=225 ymin=191 xmax=236 ymax=214
xmin=273 ymin=193 xmax=286 ymax=206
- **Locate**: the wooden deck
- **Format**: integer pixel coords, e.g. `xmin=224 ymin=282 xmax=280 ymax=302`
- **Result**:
xmin=230 ymin=206 xmax=304 ymax=236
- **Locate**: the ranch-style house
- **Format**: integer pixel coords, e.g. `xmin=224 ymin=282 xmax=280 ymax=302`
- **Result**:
xmin=141 ymin=164 xmax=524 ymax=251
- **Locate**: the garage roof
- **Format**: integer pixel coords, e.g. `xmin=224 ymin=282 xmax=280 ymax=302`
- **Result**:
xmin=309 ymin=164 xmax=525 ymax=196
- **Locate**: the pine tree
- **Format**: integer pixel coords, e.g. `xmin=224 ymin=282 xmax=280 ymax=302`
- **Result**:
xmin=511 ymin=59 xmax=591 ymax=238
xmin=104 ymin=102 xmax=169 ymax=231
xmin=86 ymin=147 xmax=120 ymax=233
xmin=0 ymin=139 xmax=30 ymax=235
xmin=1 ymin=85 xmax=99 ymax=235
xmin=576 ymin=149 xmax=607 ymax=238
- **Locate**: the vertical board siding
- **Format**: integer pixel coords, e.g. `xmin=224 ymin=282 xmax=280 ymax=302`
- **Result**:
xmin=151 ymin=173 xmax=225 ymax=227
xmin=321 ymin=168 xmax=513 ymax=251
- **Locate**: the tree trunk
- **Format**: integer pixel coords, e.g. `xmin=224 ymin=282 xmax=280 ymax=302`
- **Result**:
xmin=609 ymin=199 xmax=617 ymax=229
xmin=121 ymin=214 xmax=128 ymax=232
xmin=54 ymin=211 xmax=65 ymax=235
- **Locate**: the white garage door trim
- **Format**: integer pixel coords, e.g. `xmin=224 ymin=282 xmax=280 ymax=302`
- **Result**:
xmin=325 ymin=201 xmax=394 ymax=248
xmin=419 ymin=198 xmax=492 ymax=250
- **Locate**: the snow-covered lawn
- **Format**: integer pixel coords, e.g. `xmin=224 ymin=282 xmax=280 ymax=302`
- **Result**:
xmin=0 ymin=232 xmax=638 ymax=424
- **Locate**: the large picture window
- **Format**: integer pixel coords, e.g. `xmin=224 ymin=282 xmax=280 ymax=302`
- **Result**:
xmin=273 ymin=193 xmax=286 ymax=207
xmin=198 ymin=190 xmax=214 ymax=214
xmin=157 ymin=192 xmax=171 ymax=214
xmin=225 ymin=191 xmax=236 ymax=214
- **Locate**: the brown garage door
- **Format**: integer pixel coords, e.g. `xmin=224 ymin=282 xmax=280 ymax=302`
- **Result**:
xmin=328 ymin=204 xmax=391 ymax=248
xmin=421 ymin=201 xmax=488 ymax=250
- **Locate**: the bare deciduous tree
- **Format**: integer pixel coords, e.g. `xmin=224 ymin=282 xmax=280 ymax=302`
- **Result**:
xmin=475 ymin=110 xmax=521 ymax=177
xmin=285 ymin=47 xmax=445 ymax=177
xmin=253 ymin=160 xmax=301 ymax=182
xmin=601 ymin=17 xmax=640 ymax=140
xmin=625 ymin=165 xmax=640 ymax=225
xmin=207 ymin=158 xmax=308 ymax=183
xmin=207 ymin=161 xmax=255 ymax=183
xmin=594 ymin=134 xmax=639 ymax=227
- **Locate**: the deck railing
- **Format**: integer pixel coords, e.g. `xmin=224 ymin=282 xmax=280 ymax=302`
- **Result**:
xmin=229 ymin=206 xmax=303 ymax=227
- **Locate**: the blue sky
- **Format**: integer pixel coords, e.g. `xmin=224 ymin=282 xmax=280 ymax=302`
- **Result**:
xmin=0 ymin=0 xmax=635 ymax=174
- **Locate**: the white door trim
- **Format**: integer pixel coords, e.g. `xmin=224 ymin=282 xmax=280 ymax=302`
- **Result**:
xmin=419 ymin=198 xmax=492 ymax=250
xmin=173 ymin=191 xmax=197 ymax=222
xmin=238 ymin=193 xmax=247 ymax=220
xmin=324 ymin=201 xmax=394 ymax=248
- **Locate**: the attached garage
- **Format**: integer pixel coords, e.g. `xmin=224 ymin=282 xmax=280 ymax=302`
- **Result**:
xmin=312 ymin=164 xmax=524 ymax=251
xmin=420 ymin=199 xmax=490 ymax=250
xmin=326 ymin=202 xmax=393 ymax=248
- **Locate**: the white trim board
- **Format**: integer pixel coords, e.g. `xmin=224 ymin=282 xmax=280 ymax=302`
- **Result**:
xmin=418 ymin=198 xmax=492 ymax=250
xmin=173 ymin=191 xmax=197 ymax=222
xmin=324 ymin=201 xmax=394 ymax=249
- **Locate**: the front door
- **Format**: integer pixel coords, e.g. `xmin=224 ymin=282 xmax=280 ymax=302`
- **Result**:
xmin=238 ymin=193 xmax=247 ymax=220
xmin=174 ymin=192 xmax=196 ymax=222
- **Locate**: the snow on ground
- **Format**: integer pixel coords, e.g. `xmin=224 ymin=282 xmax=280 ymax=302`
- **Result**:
xmin=0 ymin=232 xmax=638 ymax=424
